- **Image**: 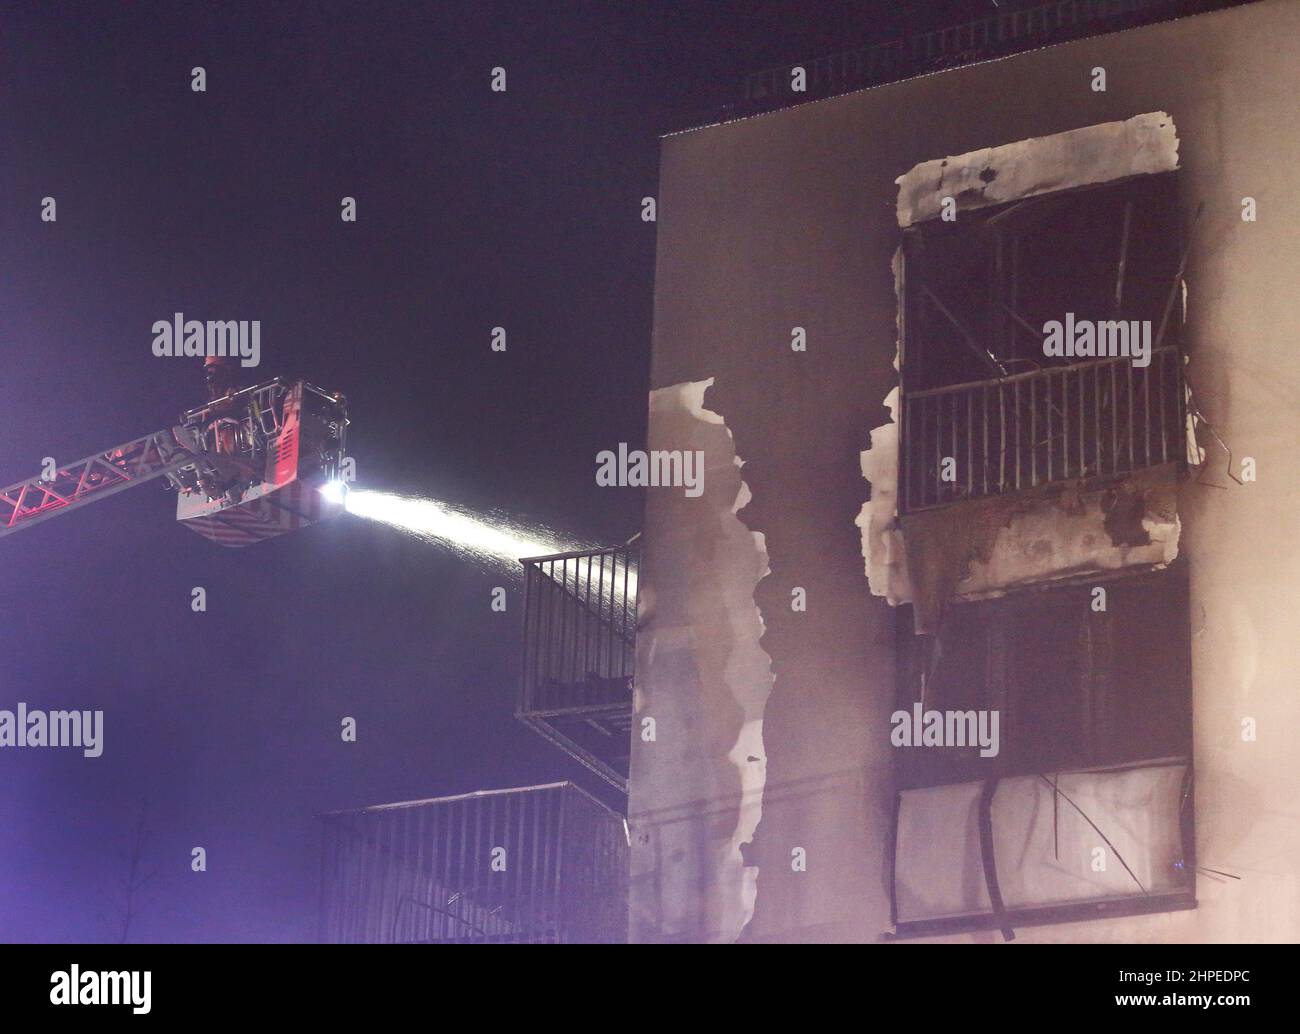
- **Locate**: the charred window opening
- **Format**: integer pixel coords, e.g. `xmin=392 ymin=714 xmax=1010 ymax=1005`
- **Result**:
xmin=903 ymin=173 xmax=1182 ymax=389
xmin=895 ymin=563 xmax=1192 ymax=790
xmin=898 ymin=172 xmax=1187 ymax=512
xmin=889 ymin=563 xmax=1195 ymax=938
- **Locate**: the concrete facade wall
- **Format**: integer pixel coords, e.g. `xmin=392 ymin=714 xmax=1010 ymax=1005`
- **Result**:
xmin=629 ymin=0 xmax=1300 ymax=943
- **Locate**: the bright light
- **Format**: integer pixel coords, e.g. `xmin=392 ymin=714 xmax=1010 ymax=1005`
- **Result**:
xmin=343 ymin=490 xmax=581 ymax=575
xmin=319 ymin=479 xmax=349 ymax=505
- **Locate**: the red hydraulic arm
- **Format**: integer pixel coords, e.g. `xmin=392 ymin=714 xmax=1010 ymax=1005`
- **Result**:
xmin=0 ymin=428 xmax=199 ymax=538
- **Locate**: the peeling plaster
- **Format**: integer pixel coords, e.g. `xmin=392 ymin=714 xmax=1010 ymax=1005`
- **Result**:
xmin=631 ymin=377 xmax=774 ymax=942
xmin=857 ymin=249 xmax=913 ymax=605
xmin=896 ymin=111 xmax=1180 ymax=228
xmin=858 ymin=373 xmax=1182 ymax=633
xmin=909 ymin=473 xmax=1182 ymax=629
xmin=719 ymin=471 xmax=773 ymax=937
xmin=857 ymin=385 xmax=914 ymax=605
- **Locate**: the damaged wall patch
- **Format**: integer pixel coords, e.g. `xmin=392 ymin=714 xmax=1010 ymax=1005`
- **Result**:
xmin=630 ymin=378 xmax=775 ymax=942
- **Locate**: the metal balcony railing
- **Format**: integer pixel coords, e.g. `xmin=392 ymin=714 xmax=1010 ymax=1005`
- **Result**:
xmin=317 ymin=782 xmax=628 ymax=944
xmin=517 ymin=544 xmax=638 ymax=793
xmin=739 ymin=0 xmax=1235 ymax=109
xmin=900 ymin=348 xmax=1185 ymax=513
xmin=743 ymin=40 xmax=905 ymax=102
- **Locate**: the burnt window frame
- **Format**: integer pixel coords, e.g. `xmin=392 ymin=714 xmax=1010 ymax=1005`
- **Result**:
xmin=887 ymin=562 xmax=1197 ymax=939
xmin=894 ymin=561 xmax=1193 ymax=790
xmin=896 ymin=171 xmax=1189 ymax=513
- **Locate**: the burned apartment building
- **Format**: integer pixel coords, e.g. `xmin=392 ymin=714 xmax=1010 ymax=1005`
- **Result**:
xmin=628 ymin=0 xmax=1299 ymax=942
xmin=315 ymin=0 xmax=1296 ymax=946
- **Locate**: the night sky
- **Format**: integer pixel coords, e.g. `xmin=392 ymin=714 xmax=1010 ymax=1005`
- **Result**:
xmin=1 ymin=0 xmax=987 ymax=943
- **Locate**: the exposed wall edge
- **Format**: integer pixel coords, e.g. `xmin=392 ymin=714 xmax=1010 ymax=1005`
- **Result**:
xmin=633 ymin=378 xmax=775 ymax=942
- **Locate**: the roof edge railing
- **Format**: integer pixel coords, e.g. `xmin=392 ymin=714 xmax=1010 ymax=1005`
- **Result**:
xmin=708 ymin=0 xmax=1251 ymax=125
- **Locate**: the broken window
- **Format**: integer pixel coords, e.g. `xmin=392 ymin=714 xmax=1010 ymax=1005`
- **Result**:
xmin=889 ymin=563 xmax=1195 ymax=937
xmin=892 ymin=760 xmax=1194 ymax=938
xmin=896 ymin=563 xmax=1191 ymax=787
xmin=898 ymin=172 xmax=1188 ymax=512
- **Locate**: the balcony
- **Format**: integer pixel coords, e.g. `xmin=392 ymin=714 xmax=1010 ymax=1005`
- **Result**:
xmin=318 ymin=782 xmax=628 ymax=944
xmin=517 ymin=544 xmax=638 ymax=793
xmin=900 ymin=348 xmax=1185 ymax=514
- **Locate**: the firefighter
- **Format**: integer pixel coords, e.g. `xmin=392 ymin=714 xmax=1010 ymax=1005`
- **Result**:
xmin=204 ymin=354 xmax=240 ymax=401
xmin=197 ymin=356 xmax=251 ymax=501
